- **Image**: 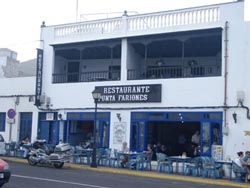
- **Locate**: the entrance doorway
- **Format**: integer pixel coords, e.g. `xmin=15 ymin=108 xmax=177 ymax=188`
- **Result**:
xmin=148 ymin=121 xmax=200 ymax=157
xmin=19 ymin=112 xmax=32 ymax=141
xmin=131 ymin=111 xmax=222 ymax=158
xmin=67 ymin=112 xmax=110 ymax=147
xmin=37 ymin=112 xmax=59 ymax=145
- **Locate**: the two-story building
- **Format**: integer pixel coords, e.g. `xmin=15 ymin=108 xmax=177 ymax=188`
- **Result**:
xmin=36 ymin=0 xmax=250 ymax=159
xmin=0 ymin=48 xmax=38 ymax=144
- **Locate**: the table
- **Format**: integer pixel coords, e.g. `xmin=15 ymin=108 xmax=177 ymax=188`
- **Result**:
xmin=169 ymin=156 xmax=191 ymax=175
xmin=215 ymin=160 xmax=233 ymax=180
xmin=74 ymin=148 xmax=92 ymax=165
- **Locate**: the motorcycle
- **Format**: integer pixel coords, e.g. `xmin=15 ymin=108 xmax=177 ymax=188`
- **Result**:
xmin=27 ymin=141 xmax=71 ymax=169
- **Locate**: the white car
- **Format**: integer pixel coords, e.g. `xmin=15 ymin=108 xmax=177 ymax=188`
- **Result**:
xmin=0 ymin=135 xmax=6 ymax=156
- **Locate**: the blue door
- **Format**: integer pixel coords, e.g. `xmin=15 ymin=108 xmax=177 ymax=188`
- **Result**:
xmin=50 ymin=121 xmax=59 ymax=145
xmin=19 ymin=112 xmax=32 ymax=141
xmin=38 ymin=121 xmax=59 ymax=144
xmin=131 ymin=121 xmax=146 ymax=152
xmin=38 ymin=121 xmax=50 ymax=142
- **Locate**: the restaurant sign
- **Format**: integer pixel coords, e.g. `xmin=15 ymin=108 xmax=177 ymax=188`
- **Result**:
xmin=95 ymin=84 xmax=161 ymax=103
xmin=34 ymin=48 xmax=43 ymax=106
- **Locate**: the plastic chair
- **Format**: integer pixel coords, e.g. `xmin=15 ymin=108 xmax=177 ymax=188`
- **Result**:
xmin=232 ymin=161 xmax=246 ymax=182
xmin=185 ymin=157 xmax=201 ymax=176
xmin=5 ymin=143 xmax=11 ymax=156
xmin=101 ymin=148 xmax=112 ymax=166
xmin=72 ymin=146 xmax=82 ymax=164
xmin=201 ymin=156 xmax=222 ymax=179
xmin=144 ymin=152 xmax=153 ymax=171
xmin=156 ymin=153 xmax=172 ymax=174
xmin=127 ymin=153 xmax=145 ymax=171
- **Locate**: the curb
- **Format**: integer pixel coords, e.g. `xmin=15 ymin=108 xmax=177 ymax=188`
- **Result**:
xmin=2 ymin=157 xmax=248 ymax=188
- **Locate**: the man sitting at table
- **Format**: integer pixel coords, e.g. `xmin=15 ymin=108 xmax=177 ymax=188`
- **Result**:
xmin=120 ymin=141 xmax=129 ymax=168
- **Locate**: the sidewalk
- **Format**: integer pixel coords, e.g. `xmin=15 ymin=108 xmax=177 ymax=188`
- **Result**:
xmin=2 ymin=156 xmax=249 ymax=188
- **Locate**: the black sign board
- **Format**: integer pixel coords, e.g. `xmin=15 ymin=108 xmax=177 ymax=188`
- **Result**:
xmin=95 ymin=84 xmax=161 ymax=103
xmin=34 ymin=49 xmax=44 ymax=106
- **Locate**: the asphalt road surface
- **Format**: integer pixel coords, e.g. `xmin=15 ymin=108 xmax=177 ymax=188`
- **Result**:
xmin=5 ymin=161 xmax=239 ymax=188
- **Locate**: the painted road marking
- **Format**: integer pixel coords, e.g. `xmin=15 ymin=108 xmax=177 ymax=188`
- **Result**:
xmin=13 ymin=174 xmax=110 ymax=188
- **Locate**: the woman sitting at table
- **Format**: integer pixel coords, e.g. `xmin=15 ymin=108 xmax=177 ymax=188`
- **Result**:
xmin=235 ymin=151 xmax=250 ymax=182
xmin=120 ymin=141 xmax=129 ymax=168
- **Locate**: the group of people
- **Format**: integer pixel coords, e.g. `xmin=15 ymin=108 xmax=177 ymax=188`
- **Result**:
xmin=235 ymin=151 xmax=250 ymax=182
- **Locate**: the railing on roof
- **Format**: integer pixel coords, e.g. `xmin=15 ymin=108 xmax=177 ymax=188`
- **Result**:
xmin=54 ymin=6 xmax=220 ymax=39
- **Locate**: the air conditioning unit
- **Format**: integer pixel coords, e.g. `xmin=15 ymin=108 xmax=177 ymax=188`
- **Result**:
xmin=46 ymin=97 xmax=51 ymax=105
xmin=40 ymin=95 xmax=46 ymax=104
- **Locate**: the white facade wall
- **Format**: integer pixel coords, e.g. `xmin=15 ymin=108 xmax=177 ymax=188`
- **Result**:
xmin=0 ymin=77 xmax=38 ymax=142
xmin=39 ymin=1 xmax=250 ymax=159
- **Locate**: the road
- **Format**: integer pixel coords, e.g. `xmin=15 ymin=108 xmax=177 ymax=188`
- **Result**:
xmin=4 ymin=161 xmax=239 ymax=188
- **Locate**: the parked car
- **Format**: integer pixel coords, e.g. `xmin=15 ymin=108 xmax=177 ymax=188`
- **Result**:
xmin=0 ymin=159 xmax=10 ymax=187
xmin=0 ymin=135 xmax=6 ymax=156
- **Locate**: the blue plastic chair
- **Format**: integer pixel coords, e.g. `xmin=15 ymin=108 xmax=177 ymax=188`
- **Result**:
xmin=185 ymin=157 xmax=201 ymax=176
xmin=156 ymin=153 xmax=172 ymax=174
xmin=127 ymin=153 xmax=145 ymax=171
xmin=232 ymin=161 xmax=246 ymax=182
xmin=144 ymin=152 xmax=153 ymax=171
xmin=201 ymin=156 xmax=222 ymax=179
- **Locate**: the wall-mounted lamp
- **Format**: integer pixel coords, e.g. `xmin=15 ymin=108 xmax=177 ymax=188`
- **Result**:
xmin=237 ymin=90 xmax=245 ymax=104
xmin=116 ymin=113 xmax=122 ymax=122
xmin=232 ymin=112 xmax=237 ymax=124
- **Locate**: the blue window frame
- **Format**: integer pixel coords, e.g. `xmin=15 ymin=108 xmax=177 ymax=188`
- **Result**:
xmin=0 ymin=113 xmax=6 ymax=132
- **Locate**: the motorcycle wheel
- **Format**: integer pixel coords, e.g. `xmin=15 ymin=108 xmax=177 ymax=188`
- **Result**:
xmin=28 ymin=156 xmax=37 ymax=166
xmin=53 ymin=162 xmax=64 ymax=169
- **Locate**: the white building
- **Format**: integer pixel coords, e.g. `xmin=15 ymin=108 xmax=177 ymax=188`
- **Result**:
xmin=34 ymin=0 xmax=250 ymax=160
xmin=0 ymin=48 xmax=38 ymax=143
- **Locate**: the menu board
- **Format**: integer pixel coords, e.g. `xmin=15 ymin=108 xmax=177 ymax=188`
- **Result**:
xmin=212 ymin=145 xmax=223 ymax=160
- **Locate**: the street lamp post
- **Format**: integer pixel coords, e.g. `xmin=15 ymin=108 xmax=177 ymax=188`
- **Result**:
xmin=90 ymin=88 xmax=101 ymax=168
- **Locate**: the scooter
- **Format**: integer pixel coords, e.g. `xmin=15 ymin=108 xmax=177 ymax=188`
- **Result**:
xmin=27 ymin=142 xmax=71 ymax=169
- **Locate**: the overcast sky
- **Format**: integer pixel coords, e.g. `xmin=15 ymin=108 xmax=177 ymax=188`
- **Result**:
xmin=0 ymin=0 xmax=248 ymax=62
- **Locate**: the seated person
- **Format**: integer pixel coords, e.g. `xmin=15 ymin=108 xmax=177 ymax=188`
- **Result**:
xmin=235 ymin=151 xmax=250 ymax=182
xmin=145 ymin=144 xmax=153 ymax=154
xmin=119 ymin=141 xmax=129 ymax=168
xmin=145 ymin=144 xmax=153 ymax=160
xmin=242 ymin=151 xmax=250 ymax=172
xmin=20 ymin=136 xmax=30 ymax=158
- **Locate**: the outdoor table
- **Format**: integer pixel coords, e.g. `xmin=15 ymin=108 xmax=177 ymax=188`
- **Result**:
xmin=215 ymin=160 xmax=233 ymax=180
xmin=75 ymin=148 xmax=92 ymax=165
xmin=169 ymin=156 xmax=191 ymax=175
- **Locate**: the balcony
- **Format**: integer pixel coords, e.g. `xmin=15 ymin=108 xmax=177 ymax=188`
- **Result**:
xmin=52 ymin=63 xmax=220 ymax=84
xmin=51 ymin=4 xmax=222 ymax=45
